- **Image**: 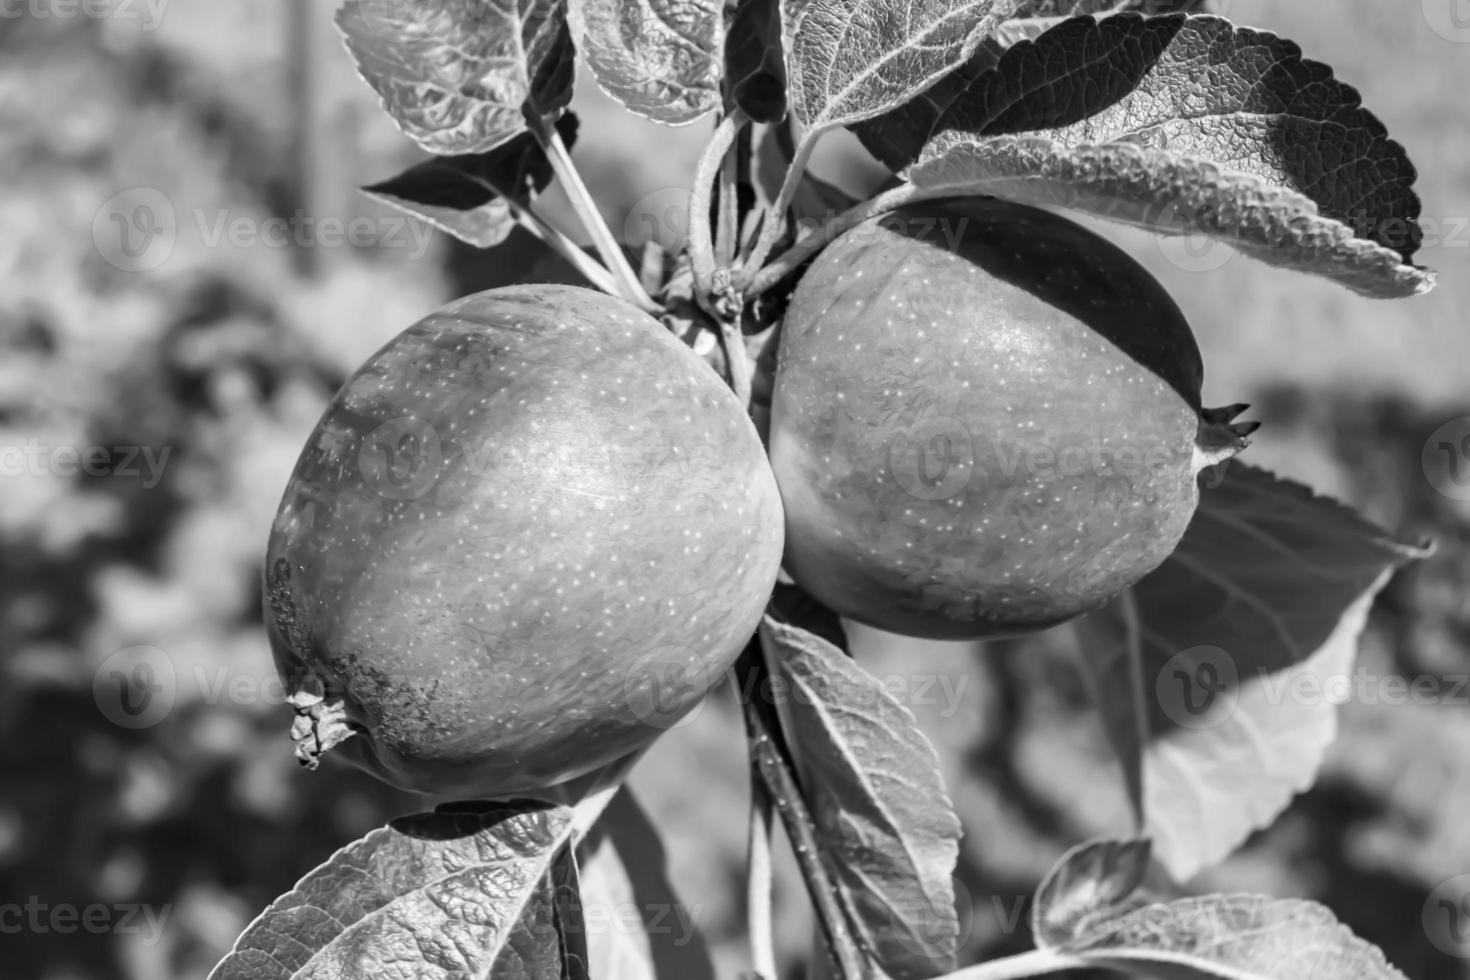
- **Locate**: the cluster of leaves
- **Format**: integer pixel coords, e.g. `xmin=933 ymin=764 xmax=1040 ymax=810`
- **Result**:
xmin=210 ymin=0 xmax=1438 ymax=978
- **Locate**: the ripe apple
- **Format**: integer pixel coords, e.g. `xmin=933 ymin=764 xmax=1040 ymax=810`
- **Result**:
xmin=768 ymin=196 xmax=1252 ymax=639
xmin=265 ymin=284 xmax=784 ymax=799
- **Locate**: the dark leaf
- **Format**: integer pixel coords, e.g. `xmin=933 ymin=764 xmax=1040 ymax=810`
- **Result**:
xmin=726 ymin=0 xmax=788 ymax=122
xmin=361 ymin=114 xmax=579 ymax=248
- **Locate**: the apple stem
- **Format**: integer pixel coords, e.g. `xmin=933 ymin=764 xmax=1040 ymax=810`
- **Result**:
xmin=736 ymin=132 xmax=817 ymax=289
xmin=533 ymin=114 xmax=658 ymax=312
xmin=746 ymin=774 xmax=778 ymax=980
xmin=746 ymin=182 xmax=961 ymax=297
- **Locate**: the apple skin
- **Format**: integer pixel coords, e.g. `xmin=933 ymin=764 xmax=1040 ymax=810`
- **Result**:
xmin=769 ymin=197 xmax=1246 ymax=640
xmin=265 ymin=284 xmax=783 ymax=799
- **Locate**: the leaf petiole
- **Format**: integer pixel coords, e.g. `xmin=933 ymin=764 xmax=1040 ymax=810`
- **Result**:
xmin=736 ymin=132 xmax=818 ymax=288
xmin=504 ymin=197 xmax=622 ymax=296
xmin=532 ymin=114 xmax=658 ymax=312
xmin=746 ymin=181 xmax=956 ymax=296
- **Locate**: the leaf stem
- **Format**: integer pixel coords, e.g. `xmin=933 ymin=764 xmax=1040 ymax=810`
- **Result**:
xmin=534 ymin=115 xmax=657 ymax=311
xmin=945 ymin=948 xmax=1088 ymax=980
xmin=689 ymin=109 xmax=749 ymax=313
xmin=738 ymin=643 xmax=866 ymax=980
xmin=505 ymin=198 xmax=621 ymax=295
xmin=736 ymin=133 xmax=817 ymax=288
xmin=716 ymin=128 xmax=742 ymax=266
xmin=746 ymin=772 xmax=778 ymax=980
xmin=746 ymin=182 xmax=957 ymax=297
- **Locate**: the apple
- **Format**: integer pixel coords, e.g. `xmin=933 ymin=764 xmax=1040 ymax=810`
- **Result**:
xmin=265 ymin=284 xmax=784 ymax=798
xmin=768 ymin=196 xmax=1252 ymax=639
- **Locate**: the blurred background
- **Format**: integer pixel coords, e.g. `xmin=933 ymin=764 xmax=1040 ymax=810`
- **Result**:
xmin=1 ymin=1 xmax=1468 ymax=978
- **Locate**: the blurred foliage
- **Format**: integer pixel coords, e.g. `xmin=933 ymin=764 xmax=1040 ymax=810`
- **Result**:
xmin=1 ymin=3 xmax=1469 ymax=980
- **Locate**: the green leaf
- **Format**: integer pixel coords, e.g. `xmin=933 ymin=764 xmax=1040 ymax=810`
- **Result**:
xmin=995 ymin=0 xmax=1207 ymax=45
xmin=568 ymin=0 xmax=725 ymax=124
xmin=726 ymin=0 xmax=788 ymax=123
xmin=1072 ymin=464 xmax=1431 ymax=881
xmin=1033 ymin=839 xmax=1411 ymax=980
xmin=1031 ymin=838 xmax=1151 ymax=945
xmin=906 ymin=14 xmax=1434 ymax=297
xmin=209 ymin=802 xmax=581 ymax=979
xmin=760 ymin=612 xmax=962 ymax=980
xmin=335 ymin=0 xmax=574 ymax=156
xmin=851 ymin=44 xmax=1002 ymax=172
xmin=361 ymin=114 xmax=579 ymax=248
xmin=785 ymin=0 xmax=1021 ymax=136
xmin=578 ymin=788 xmax=715 ymax=980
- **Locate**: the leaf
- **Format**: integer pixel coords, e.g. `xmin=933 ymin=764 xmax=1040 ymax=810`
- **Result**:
xmin=726 ymin=0 xmax=788 ymax=123
xmin=906 ymin=14 xmax=1435 ymax=297
xmin=1072 ymin=463 xmax=1432 ymax=881
xmin=851 ymin=43 xmax=1002 ymax=172
xmin=578 ymin=788 xmax=716 ymax=980
xmin=914 ymin=138 xmax=1432 ymax=299
xmin=361 ymin=114 xmax=579 ymax=248
xmin=1033 ymin=840 xmax=1410 ymax=980
xmin=760 ymin=613 xmax=962 ymax=980
xmin=568 ymin=0 xmax=724 ymax=124
xmin=785 ymin=0 xmax=1021 ymax=135
xmin=209 ymin=802 xmax=582 ymax=980
xmin=995 ymin=0 xmax=1208 ymax=45
xmin=336 ymin=0 xmax=575 ymax=156
xmin=1031 ymin=838 xmax=1151 ymax=946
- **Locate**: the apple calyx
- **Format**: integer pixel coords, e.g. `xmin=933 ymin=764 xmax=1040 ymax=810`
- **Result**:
xmin=1194 ymin=403 xmax=1261 ymax=473
xmin=287 ymin=679 xmax=354 ymax=771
